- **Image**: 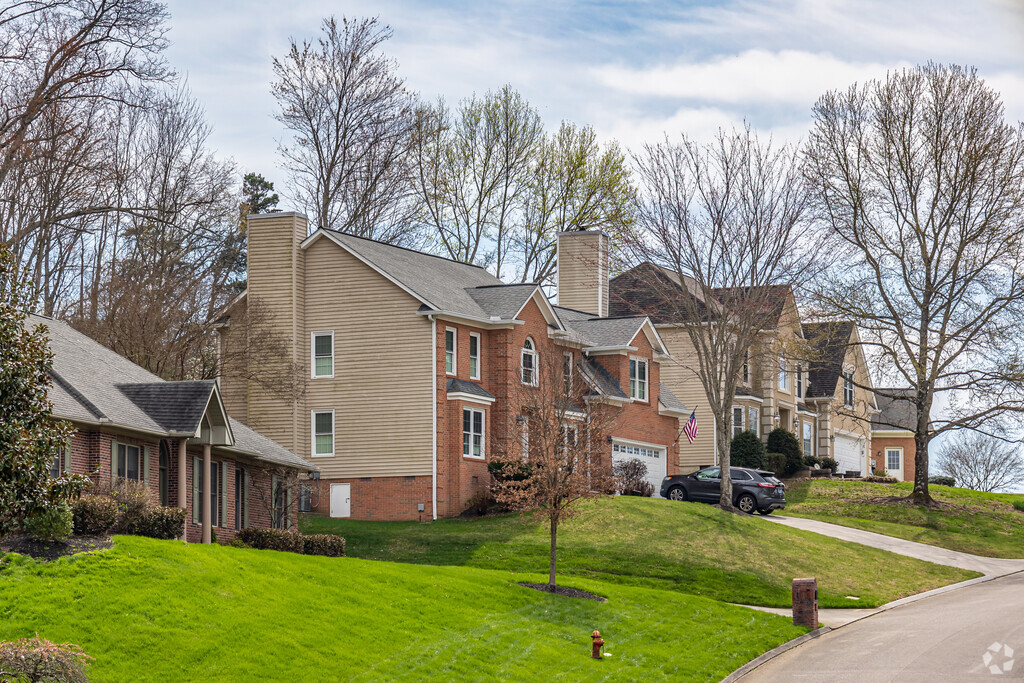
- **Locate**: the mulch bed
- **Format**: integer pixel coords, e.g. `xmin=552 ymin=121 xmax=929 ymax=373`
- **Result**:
xmin=517 ymin=582 xmax=607 ymax=602
xmin=1 ymin=534 xmax=112 ymax=562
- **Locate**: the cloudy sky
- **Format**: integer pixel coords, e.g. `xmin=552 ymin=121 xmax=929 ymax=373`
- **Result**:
xmin=163 ymin=0 xmax=1024 ymax=194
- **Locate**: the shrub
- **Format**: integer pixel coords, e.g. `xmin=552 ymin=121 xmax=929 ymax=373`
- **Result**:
xmin=137 ymin=506 xmax=185 ymax=540
xmin=1013 ymin=499 xmax=1024 ymax=513
xmin=613 ymin=457 xmax=649 ymax=495
xmin=302 ymin=533 xmax=346 ymax=557
xmin=803 ymin=455 xmax=821 ymax=468
xmin=864 ymin=475 xmax=898 ymax=483
xmin=487 ymin=459 xmax=532 ymax=484
xmin=91 ymin=479 xmax=154 ymax=534
xmin=465 ymin=490 xmax=493 ymax=516
xmin=237 ymin=527 xmax=305 ymax=553
xmin=24 ymin=503 xmax=73 ymax=542
xmin=765 ymin=453 xmax=787 ymax=476
xmin=929 ymin=475 xmax=955 ymax=487
xmin=0 ymin=635 xmax=91 ymax=683
xmin=820 ymin=457 xmax=839 ymax=473
xmin=72 ymin=495 xmax=118 ymax=535
xmin=635 ymin=480 xmax=655 ymax=497
xmin=230 ymin=539 xmax=251 ymax=549
xmin=730 ymin=431 xmax=766 ymax=469
xmin=767 ymin=428 xmax=803 ymax=475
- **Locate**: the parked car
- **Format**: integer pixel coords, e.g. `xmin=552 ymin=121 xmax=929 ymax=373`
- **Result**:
xmin=660 ymin=466 xmax=786 ymax=514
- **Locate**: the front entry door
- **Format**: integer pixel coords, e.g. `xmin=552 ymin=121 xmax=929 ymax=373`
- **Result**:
xmin=330 ymin=483 xmax=351 ymax=518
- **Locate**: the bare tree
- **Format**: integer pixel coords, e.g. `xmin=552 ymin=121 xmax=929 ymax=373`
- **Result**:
xmin=622 ymin=126 xmax=818 ymax=510
xmin=937 ymin=432 xmax=1024 ymax=493
xmin=804 ymin=63 xmax=1024 ymax=504
xmin=489 ymin=351 xmax=614 ymax=590
xmin=272 ymin=16 xmax=419 ymax=243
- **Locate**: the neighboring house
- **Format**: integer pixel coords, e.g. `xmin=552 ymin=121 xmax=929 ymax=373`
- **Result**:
xmin=35 ymin=314 xmax=314 ymax=544
xmin=870 ymin=388 xmax=918 ymax=482
xmin=217 ymin=214 xmax=685 ymax=521
xmin=609 ymin=263 xmax=877 ymax=475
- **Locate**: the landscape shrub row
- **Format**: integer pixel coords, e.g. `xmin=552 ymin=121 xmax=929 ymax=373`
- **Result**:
xmin=67 ymin=482 xmax=184 ymax=540
xmin=236 ymin=527 xmax=346 ymax=557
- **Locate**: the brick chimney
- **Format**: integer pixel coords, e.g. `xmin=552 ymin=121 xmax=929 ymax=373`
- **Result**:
xmin=556 ymin=230 xmax=609 ymax=317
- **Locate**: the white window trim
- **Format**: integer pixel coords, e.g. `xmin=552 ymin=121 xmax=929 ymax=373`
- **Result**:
xmin=778 ymin=356 xmax=788 ymax=390
xmin=311 ymin=409 xmax=335 ymax=458
xmin=886 ymin=446 xmax=903 ymax=473
xmin=732 ymin=405 xmax=744 ymax=437
xmin=748 ymin=407 xmax=759 ymax=436
xmin=843 ymin=368 xmax=855 ymax=407
xmin=563 ymin=351 xmax=573 ymax=394
xmin=311 ymin=330 xmax=335 ymax=379
xmin=463 ymin=407 xmax=485 ymax=459
xmin=468 ymin=331 xmax=481 ymax=380
xmin=521 ymin=338 xmax=538 ymax=386
xmin=445 ymin=327 xmax=457 ymax=376
xmin=447 ymin=391 xmax=495 ymax=405
xmin=803 ymin=421 xmax=814 ymax=457
xmin=795 ymin=364 xmax=803 ymax=398
xmin=629 ymin=355 xmax=649 ymax=402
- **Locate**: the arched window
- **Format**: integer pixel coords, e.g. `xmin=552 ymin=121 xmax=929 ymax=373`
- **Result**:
xmin=521 ymin=337 xmax=538 ymax=385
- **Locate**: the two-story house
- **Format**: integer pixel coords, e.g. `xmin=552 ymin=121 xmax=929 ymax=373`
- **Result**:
xmin=607 ymin=263 xmax=876 ymax=474
xmin=217 ymin=214 xmax=685 ymax=520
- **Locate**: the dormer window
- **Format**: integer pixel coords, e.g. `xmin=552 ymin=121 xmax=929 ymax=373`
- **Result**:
xmin=521 ymin=338 xmax=537 ymax=385
xmin=629 ymin=357 xmax=648 ymax=401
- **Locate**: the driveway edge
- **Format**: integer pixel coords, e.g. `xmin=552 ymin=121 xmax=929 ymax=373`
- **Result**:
xmin=721 ymin=627 xmax=831 ymax=683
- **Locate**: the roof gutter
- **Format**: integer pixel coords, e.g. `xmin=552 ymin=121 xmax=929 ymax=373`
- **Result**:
xmin=416 ymin=309 xmax=523 ymax=329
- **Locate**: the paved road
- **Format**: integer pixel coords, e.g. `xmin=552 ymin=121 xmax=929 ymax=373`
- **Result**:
xmin=740 ymin=571 xmax=1024 ymax=681
xmin=766 ymin=515 xmax=1024 ymax=576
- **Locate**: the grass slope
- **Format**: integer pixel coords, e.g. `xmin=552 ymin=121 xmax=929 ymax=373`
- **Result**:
xmin=301 ymin=496 xmax=976 ymax=608
xmin=784 ymin=480 xmax=1024 ymax=558
xmin=0 ymin=537 xmax=805 ymax=682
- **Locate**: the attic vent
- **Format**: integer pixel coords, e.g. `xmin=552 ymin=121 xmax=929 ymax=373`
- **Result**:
xmin=489 ymin=315 xmax=501 ymax=321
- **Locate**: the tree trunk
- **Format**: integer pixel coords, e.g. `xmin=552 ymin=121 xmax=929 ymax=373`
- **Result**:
xmin=548 ymin=515 xmax=558 ymax=588
xmin=910 ymin=429 xmax=932 ymax=504
xmin=717 ymin=413 xmax=734 ymax=510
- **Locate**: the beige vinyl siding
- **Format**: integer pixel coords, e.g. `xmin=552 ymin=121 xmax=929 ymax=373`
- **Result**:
xmin=217 ymin=296 xmax=248 ymax=420
xmin=245 ymin=213 xmax=307 ymax=452
xmin=656 ymin=326 xmax=717 ymax=472
xmin=830 ymin=339 xmax=873 ymax=444
xmin=301 ymin=237 xmax=433 ymax=478
xmin=557 ymin=231 xmax=608 ymax=316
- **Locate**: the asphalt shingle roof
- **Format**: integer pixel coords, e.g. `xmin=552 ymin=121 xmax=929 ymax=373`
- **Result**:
xmin=466 ymin=284 xmax=539 ymax=320
xmin=27 ymin=314 xmax=312 ymax=472
xmin=872 ymin=388 xmax=918 ymax=432
xmin=553 ymin=306 xmax=646 ymax=348
xmin=446 ymin=378 xmax=496 ymax=400
xmin=802 ymin=321 xmax=856 ymax=398
xmin=658 ymin=383 xmax=688 ymax=413
xmin=579 ymin=356 xmax=629 ymax=400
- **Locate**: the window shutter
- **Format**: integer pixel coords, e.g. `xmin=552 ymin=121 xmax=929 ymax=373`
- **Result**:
xmin=220 ymin=461 xmax=229 ymax=528
xmin=63 ymin=446 xmax=71 ymax=474
xmin=143 ymin=447 xmax=151 ymax=486
xmin=286 ymin=486 xmax=294 ymax=531
xmin=110 ymin=441 xmax=117 ymax=484
xmin=192 ymin=456 xmax=201 ymax=524
xmin=271 ymin=475 xmax=278 ymax=527
xmin=243 ymin=471 xmax=250 ymax=528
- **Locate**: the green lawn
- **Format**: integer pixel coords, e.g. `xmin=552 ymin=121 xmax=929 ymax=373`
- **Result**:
xmin=301 ymin=496 xmax=977 ymax=608
xmin=784 ymin=480 xmax=1024 ymax=558
xmin=0 ymin=536 xmax=806 ymax=682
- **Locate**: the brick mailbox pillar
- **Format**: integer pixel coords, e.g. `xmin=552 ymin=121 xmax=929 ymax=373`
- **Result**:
xmin=792 ymin=578 xmax=818 ymax=629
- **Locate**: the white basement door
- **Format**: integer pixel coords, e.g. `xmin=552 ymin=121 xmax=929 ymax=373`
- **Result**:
xmin=611 ymin=441 xmax=667 ymax=498
xmin=330 ymin=483 xmax=351 ymax=518
xmin=833 ymin=435 xmax=866 ymax=476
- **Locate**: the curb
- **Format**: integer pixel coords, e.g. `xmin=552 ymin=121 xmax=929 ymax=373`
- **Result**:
xmin=722 ymin=568 xmax=1024 ymax=681
xmin=720 ymin=627 xmax=831 ymax=683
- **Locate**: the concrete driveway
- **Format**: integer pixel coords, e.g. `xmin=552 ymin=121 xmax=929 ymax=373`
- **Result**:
xmin=739 ymin=570 xmax=1024 ymax=681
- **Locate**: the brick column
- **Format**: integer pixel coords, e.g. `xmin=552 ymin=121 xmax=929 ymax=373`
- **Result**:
xmin=792 ymin=577 xmax=818 ymax=629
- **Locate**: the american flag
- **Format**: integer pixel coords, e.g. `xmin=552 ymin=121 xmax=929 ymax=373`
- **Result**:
xmin=683 ymin=410 xmax=698 ymax=444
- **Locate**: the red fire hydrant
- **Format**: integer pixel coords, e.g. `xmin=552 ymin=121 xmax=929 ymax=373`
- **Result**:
xmin=591 ymin=630 xmax=605 ymax=659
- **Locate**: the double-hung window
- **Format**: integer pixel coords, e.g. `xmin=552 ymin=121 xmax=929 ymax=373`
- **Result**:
xmin=742 ymin=351 xmax=750 ymax=384
xmin=312 ymin=331 xmax=334 ymax=378
xmin=629 ymin=357 xmax=648 ymax=401
xmin=235 ymin=468 xmax=247 ymax=530
xmin=732 ymin=406 xmax=744 ymax=438
xmin=778 ymin=356 xmax=788 ymax=391
xmin=521 ymin=338 xmax=537 ymax=385
xmin=469 ymin=332 xmax=480 ymax=380
xmin=796 ymin=364 xmax=804 ymax=398
xmin=748 ymin=407 xmax=759 ymax=436
xmin=463 ymin=408 xmax=485 ymax=459
xmin=843 ymin=371 xmax=855 ymax=406
xmin=563 ymin=352 xmax=573 ymax=395
xmin=116 ymin=443 xmax=141 ymax=481
xmin=445 ymin=328 xmax=457 ymax=375
xmin=158 ymin=440 xmax=170 ymax=506
xmin=803 ymin=422 xmax=813 ymax=457
xmin=49 ymin=451 xmax=62 ymax=478
xmin=312 ymin=410 xmax=335 ymax=457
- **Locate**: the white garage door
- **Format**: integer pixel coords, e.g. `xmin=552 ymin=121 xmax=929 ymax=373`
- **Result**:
xmin=834 ymin=435 xmax=866 ymax=476
xmin=611 ymin=441 xmax=667 ymax=497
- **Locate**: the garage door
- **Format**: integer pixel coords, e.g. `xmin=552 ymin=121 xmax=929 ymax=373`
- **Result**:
xmin=611 ymin=441 xmax=667 ymax=497
xmin=833 ymin=435 xmax=866 ymax=476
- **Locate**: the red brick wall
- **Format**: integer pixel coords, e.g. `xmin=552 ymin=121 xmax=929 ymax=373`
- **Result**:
xmin=309 ymin=476 xmax=434 ymax=521
xmin=870 ymin=434 xmax=917 ymax=483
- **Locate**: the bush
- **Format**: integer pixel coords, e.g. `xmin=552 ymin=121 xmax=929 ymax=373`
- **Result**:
xmin=929 ymin=475 xmax=955 ymax=487
xmin=863 ymin=475 xmax=898 ymax=483
xmin=1013 ymin=499 xmax=1024 ymax=513
xmin=820 ymin=457 xmax=839 ymax=473
xmin=634 ymin=480 xmax=655 ymax=497
xmin=803 ymin=455 xmax=821 ymax=468
xmin=730 ymin=431 xmax=766 ymax=469
xmin=767 ymin=428 xmax=803 ymax=475
xmin=765 ymin=453 xmax=787 ymax=476
xmin=137 ymin=506 xmax=185 ymax=540
xmin=237 ymin=527 xmax=305 ymax=553
xmin=613 ymin=457 xmax=650 ymax=495
xmin=487 ymin=459 xmax=532 ymax=484
xmin=90 ymin=479 xmax=154 ymax=534
xmin=0 ymin=635 xmax=91 ymax=683
xmin=24 ymin=503 xmax=73 ymax=542
xmin=302 ymin=533 xmax=346 ymax=557
xmin=465 ymin=490 xmax=493 ymax=516
xmin=72 ymin=495 xmax=119 ymax=535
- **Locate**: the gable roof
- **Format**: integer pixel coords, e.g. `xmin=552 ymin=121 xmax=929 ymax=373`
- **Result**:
xmin=802 ymin=321 xmax=856 ymax=398
xmin=658 ymin=383 xmax=688 ymax=415
xmin=28 ymin=314 xmax=312 ymax=471
xmin=554 ymin=306 xmax=667 ymax=354
xmin=578 ymin=356 xmax=629 ymax=401
xmin=872 ymin=388 xmax=917 ymax=432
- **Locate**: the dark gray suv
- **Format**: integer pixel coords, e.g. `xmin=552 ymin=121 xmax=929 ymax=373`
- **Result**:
xmin=660 ymin=466 xmax=786 ymax=514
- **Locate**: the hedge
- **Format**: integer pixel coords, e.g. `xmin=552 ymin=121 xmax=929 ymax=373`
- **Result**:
xmin=302 ymin=533 xmax=346 ymax=557
xmin=237 ymin=527 xmax=305 ymax=553
xmin=24 ymin=503 xmax=73 ymax=542
xmin=72 ymin=495 xmax=119 ymax=535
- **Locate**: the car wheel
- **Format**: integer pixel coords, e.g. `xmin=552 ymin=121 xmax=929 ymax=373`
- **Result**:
xmin=667 ymin=486 xmax=687 ymax=501
xmin=758 ymin=507 xmax=773 ymax=515
xmin=736 ymin=494 xmax=756 ymax=514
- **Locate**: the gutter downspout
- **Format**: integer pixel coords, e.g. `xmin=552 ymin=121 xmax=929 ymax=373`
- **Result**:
xmin=430 ymin=315 xmax=438 ymax=520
